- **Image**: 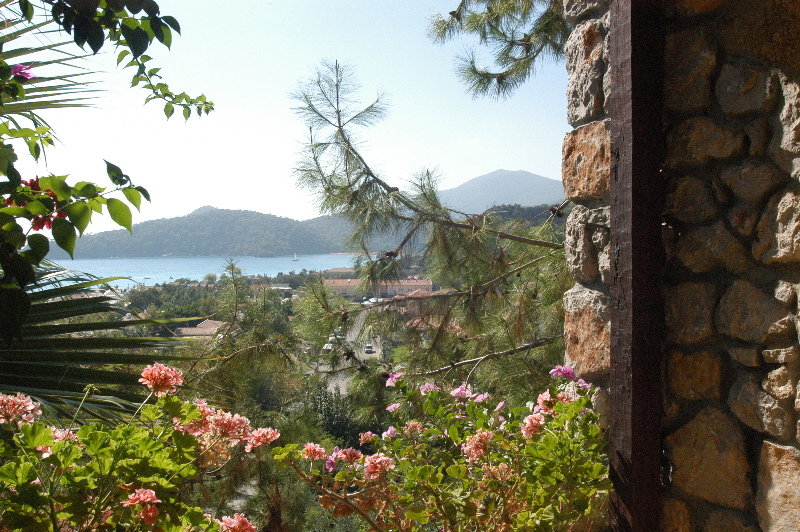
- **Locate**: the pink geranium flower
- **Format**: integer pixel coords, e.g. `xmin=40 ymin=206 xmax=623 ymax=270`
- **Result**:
xmin=10 ymin=64 xmax=34 ymax=79
xmin=364 ymin=453 xmax=395 ymax=480
xmin=0 ymin=393 xmax=41 ymax=426
xmin=549 ymin=365 xmax=577 ymax=381
xmin=359 ymin=431 xmax=377 ymax=444
xmin=381 ymin=426 xmax=397 ymax=439
xmin=385 ymin=402 xmax=401 ymax=412
xmin=138 ymin=363 xmax=184 ymax=397
xmin=121 ymin=488 xmax=161 ymax=507
xmin=244 ymin=427 xmax=280 ymax=452
xmin=472 ymin=392 xmax=490 ymax=403
xmin=385 ymin=372 xmax=403 ymax=387
xmin=419 ymin=382 xmax=440 ymax=395
xmin=461 ymin=430 xmax=493 ymax=463
xmin=216 ymin=513 xmax=256 ymax=532
xmin=521 ymin=413 xmax=545 ymax=438
xmin=140 ymin=504 xmax=160 ymax=526
xmin=450 ymin=384 xmax=471 ymax=399
xmin=303 ymin=442 xmax=326 ymax=460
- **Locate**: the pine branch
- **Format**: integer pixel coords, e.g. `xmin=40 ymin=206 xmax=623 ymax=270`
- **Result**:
xmin=412 ymin=335 xmax=562 ymax=376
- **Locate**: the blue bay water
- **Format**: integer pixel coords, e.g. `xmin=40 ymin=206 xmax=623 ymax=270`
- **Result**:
xmin=52 ymin=254 xmax=355 ymax=289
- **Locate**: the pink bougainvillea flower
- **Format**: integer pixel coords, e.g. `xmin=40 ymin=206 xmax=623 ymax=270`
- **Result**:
xmin=521 ymin=413 xmax=546 ymax=438
xmin=493 ymin=401 xmax=506 ymax=412
xmin=138 ymin=363 xmax=184 ymax=397
xmin=419 ymin=382 xmax=440 ymax=395
xmin=450 ymin=384 xmax=471 ymax=399
xmin=140 ymin=504 xmax=159 ymax=526
xmin=385 ymin=402 xmax=401 ymax=413
xmin=216 ymin=513 xmax=256 ymax=532
xmin=325 ymin=447 xmax=340 ymax=472
xmin=385 ymin=372 xmax=403 ymax=387
xmin=0 ymin=392 xmax=41 ymax=425
xmin=10 ymin=64 xmax=34 ymax=79
xmin=121 ymin=488 xmax=161 ymax=507
xmin=576 ymin=378 xmax=591 ymax=390
xmin=472 ymin=392 xmax=490 ymax=403
xmin=381 ymin=426 xmax=397 ymax=439
xmin=549 ymin=365 xmax=577 ymax=381
xmin=364 ymin=453 xmax=395 ymax=480
xmin=244 ymin=427 xmax=280 ymax=452
xmin=303 ymin=442 xmax=326 ymax=460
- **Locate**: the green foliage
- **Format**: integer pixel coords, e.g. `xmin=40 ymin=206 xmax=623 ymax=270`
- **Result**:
xmin=275 ymin=374 xmax=610 ymax=531
xmin=0 ymin=391 xmax=273 ymax=530
xmin=429 ymin=0 xmax=570 ymax=98
xmin=0 ymin=264 xmax=196 ymax=418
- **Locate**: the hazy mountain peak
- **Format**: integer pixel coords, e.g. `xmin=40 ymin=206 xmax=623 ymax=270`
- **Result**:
xmin=438 ymin=169 xmax=563 ymax=214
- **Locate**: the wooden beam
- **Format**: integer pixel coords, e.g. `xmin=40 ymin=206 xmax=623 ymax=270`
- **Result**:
xmin=608 ymin=0 xmax=665 ymax=529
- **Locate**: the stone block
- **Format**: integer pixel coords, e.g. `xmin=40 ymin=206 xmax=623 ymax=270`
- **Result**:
xmin=762 ymin=346 xmax=799 ymax=364
xmin=728 ymin=205 xmax=759 ymax=237
xmin=774 ymin=280 xmax=797 ymax=308
xmin=769 ymin=77 xmax=800 ymax=177
xmin=756 ymin=441 xmax=800 ymax=531
xmin=729 ymin=346 xmax=761 ymax=367
xmin=720 ymin=160 xmax=787 ymax=206
xmin=665 ymin=407 xmax=751 ymax=509
xmin=763 ymin=365 xmax=796 ymax=401
xmin=703 ymin=511 xmax=759 ymax=532
xmin=745 ymin=119 xmax=770 ymax=157
xmin=666 ymin=117 xmax=745 ymax=169
xmin=664 ymin=28 xmax=716 ymax=114
xmin=562 ymin=0 xmax=608 ymax=24
xmin=566 ymin=20 xmax=606 ymax=125
xmin=563 ymin=284 xmax=610 ymax=379
xmin=564 ymin=205 xmax=609 ymax=283
xmin=674 ymin=221 xmax=750 ymax=274
xmin=754 ymin=189 xmax=800 ymax=264
xmin=661 ymin=498 xmax=692 ymax=532
xmin=665 ymin=283 xmax=717 ymax=344
xmin=716 ymin=63 xmax=777 ymax=116
xmin=562 ymin=120 xmax=611 ymax=200
xmin=728 ymin=372 xmax=794 ymax=442
xmin=668 ymin=350 xmax=721 ymax=400
xmin=666 ymin=175 xmax=719 ymax=225
xmin=716 ymin=280 xmax=795 ymax=344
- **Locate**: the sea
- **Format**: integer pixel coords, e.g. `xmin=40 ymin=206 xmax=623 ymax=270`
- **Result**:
xmin=51 ymin=254 xmax=356 ymax=289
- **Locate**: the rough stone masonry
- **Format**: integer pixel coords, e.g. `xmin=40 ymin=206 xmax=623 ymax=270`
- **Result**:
xmin=561 ymin=0 xmax=800 ymax=530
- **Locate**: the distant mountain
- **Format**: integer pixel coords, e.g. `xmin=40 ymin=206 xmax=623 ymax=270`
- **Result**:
xmin=438 ymin=169 xmax=563 ymax=214
xmin=48 ymin=170 xmax=563 ymax=258
xmin=49 ymin=207 xmax=343 ymax=259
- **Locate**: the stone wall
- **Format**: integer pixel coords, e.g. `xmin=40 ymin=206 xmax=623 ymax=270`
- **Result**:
xmin=561 ymin=1 xmax=800 ymax=530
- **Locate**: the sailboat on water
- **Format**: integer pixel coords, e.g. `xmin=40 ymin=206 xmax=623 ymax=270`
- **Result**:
xmin=292 ymin=252 xmax=299 ymax=262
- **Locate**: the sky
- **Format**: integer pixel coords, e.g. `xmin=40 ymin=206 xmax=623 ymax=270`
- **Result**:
xmin=15 ymin=1 xmax=569 ymax=233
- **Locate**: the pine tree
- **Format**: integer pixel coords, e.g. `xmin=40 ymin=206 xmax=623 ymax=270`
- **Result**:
xmin=429 ymin=0 xmax=570 ymax=98
xmin=293 ymin=61 xmax=568 ymax=402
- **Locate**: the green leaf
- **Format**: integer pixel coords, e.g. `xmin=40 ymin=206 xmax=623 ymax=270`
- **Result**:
xmin=39 ymin=176 xmax=71 ymax=199
xmin=104 ymin=160 xmax=128 ymax=186
xmin=135 ymin=186 xmax=151 ymax=202
xmin=446 ymin=464 xmax=466 ymax=479
xmin=106 ymin=198 xmax=132 ymax=232
xmin=18 ymin=422 xmax=54 ymax=449
xmin=26 ymin=233 xmax=49 ymax=261
xmin=182 ymin=106 xmax=190 ymax=120
xmin=120 ymin=22 xmax=150 ymax=58
xmin=122 ymin=187 xmax=142 ymax=211
xmin=51 ymin=218 xmax=76 ymax=258
xmin=447 ymin=424 xmax=460 ymax=444
xmin=19 ymin=0 xmax=34 ymax=22
xmin=163 ymin=102 xmax=174 ymax=119
xmin=116 ymin=49 xmax=130 ymax=65
xmin=23 ymin=200 xmax=47 ymax=215
xmin=161 ymin=15 xmax=181 ymax=34
xmin=65 ymin=202 xmax=91 ymax=234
